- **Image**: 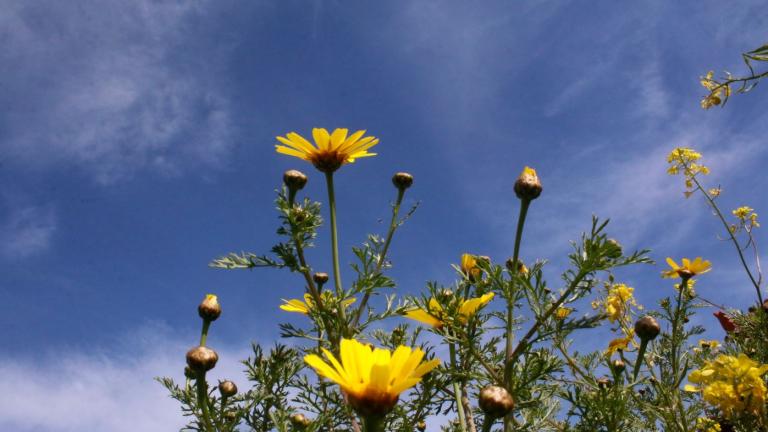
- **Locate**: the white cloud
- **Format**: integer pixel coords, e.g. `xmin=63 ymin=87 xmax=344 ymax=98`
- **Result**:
xmin=0 ymin=1 xmax=235 ymax=184
xmin=0 ymin=204 xmax=57 ymax=259
xmin=0 ymin=323 xmax=251 ymax=432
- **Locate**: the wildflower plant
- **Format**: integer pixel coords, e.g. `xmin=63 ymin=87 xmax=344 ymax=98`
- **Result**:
xmin=158 ymin=129 xmax=768 ymax=432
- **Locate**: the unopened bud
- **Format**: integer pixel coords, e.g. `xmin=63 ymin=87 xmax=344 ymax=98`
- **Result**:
xmin=290 ymin=413 xmax=312 ymax=429
xmin=186 ymin=346 xmax=219 ymax=373
xmin=612 ymin=359 xmax=625 ymax=373
xmin=283 ymin=170 xmax=308 ymax=191
xmin=605 ymin=239 xmax=623 ymax=259
xmin=224 ymin=411 xmax=237 ymax=422
xmin=505 ymin=258 xmax=528 ymax=276
xmin=184 ymin=366 xmax=196 ymax=379
xmin=416 ymin=421 xmax=427 ymax=431
xmin=219 ymin=380 xmax=238 ymax=397
xmin=596 ymin=377 xmax=612 ymax=389
xmin=440 ymin=289 xmax=454 ymax=299
xmin=198 ymin=294 xmax=221 ymax=322
xmin=513 ymin=166 xmax=542 ymax=201
xmin=313 ymin=272 xmax=329 ymax=285
xmin=478 ymin=385 xmax=515 ymax=419
xmin=392 ymin=172 xmax=414 ymax=190
xmin=635 ymin=316 xmax=661 ymax=341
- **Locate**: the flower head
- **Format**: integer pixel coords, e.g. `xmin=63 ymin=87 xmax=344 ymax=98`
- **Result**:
xmin=304 ymin=338 xmax=440 ymax=417
xmin=276 ymin=128 xmax=378 ymax=173
xmin=662 ymin=257 xmax=712 ymax=279
xmin=555 ymin=307 xmax=573 ymax=320
xmin=685 ymin=354 xmax=768 ymax=419
xmin=605 ymin=331 xmax=635 ymax=357
xmin=460 ymin=254 xmax=482 ymax=281
xmin=280 ymin=292 xmax=355 ymax=314
xmin=404 ymin=293 xmax=495 ymax=329
xmin=603 ymin=283 xmax=638 ymax=323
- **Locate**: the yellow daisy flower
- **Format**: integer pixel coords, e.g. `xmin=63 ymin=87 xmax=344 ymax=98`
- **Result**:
xmin=605 ymin=331 xmax=635 ymax=357
xmin=275 ymin=128 xmax=378 ymax=173
xmin=662 ymin=257 xmax=712 ymax=279
xmin=404 ymin=293 xmax=495 ymax=328
xmin=555 ymin=307 xmax=573 ymax=320
xmin=304 ymin=338 xmax=440 ymax=416
xmin=280 ymin=292 xmax=356 ymax=314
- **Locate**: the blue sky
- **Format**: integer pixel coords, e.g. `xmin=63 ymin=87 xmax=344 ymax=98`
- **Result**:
xmin=1 ymin=1 xmax=766 ymax=430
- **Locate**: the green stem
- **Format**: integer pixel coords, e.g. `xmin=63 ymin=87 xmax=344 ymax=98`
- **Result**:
xmin=481 ymin=415 xmax=495 ymax=432
xmin=351 ymin=187 xmax=405 ymax=328
xmin=670 ymin=277 xmax=689 ymax=380
xmin=196 ymin=376 xmax=215 ymax=432
xmin=632 ymin=339 xmax=649 ymax=381
xmin=325 ymin=172 xmax=347 ymax=327
xmin=200 ymin=320 xmax=211 ymax=347
xmin=450 ymin=343 xmax=469 ymax=432
xmin=504 ymin=199 xmax=530 ymax=386
xmin=362 ymin=415 xmax=385 ymax=432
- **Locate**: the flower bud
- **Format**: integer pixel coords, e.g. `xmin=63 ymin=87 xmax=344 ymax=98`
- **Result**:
xmin=605 ymin=239 xmax=623 ymax=259
xmin=290 ymin=413 xmax=312 ymax=429
xmin=612 ymin=359 xmax=626 ymax=373
xmin=416 ymin=421 xmax=427 ymax=431
xmin=505 ymin=258 xmax=528 ymax=276
xmin=186 ymin=346 xmax=219 ymax=373
xmin=283 ymin=170 xmax=308 ymax=191
xmin=219 ymin=380 xmax=238 ymax=397
xmin=313 ymin=272 xmax=329 ymax=285
xmin=634 ymin=316 xmax=661 ymax=341
xmin=596 ymin=377 xmax=612 ymax=389
xmin=224 ymin=411 xmax=237 ymax=422
xmin=513 ymin=166 xmax=542 ymax=201
xmin=198 ymin=294 xmax=221 ymax=322
xmin=478 ymin=385 xmax=515 ymax=419
xmin=439 ymin=289 xmax=454 ymax=300
xmin=184 ymin=365 xmax=197 ymax=379
xmin=392 ymin=172 xmax=414 ymax=190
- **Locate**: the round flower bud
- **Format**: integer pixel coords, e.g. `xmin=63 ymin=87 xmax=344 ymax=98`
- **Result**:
xmin=505 ymin=258 xmax=529 ymax=276
xmin=478 ymin=385 xmax=515 ymax=419
xmin=513 ymin=167 xmax=542 ymax=201
xmin=224 ymin=411 xmax=237 ymax=422
xmin=184 ymin=365 xmax=197 ymax=379
xmin=635 ymin=316 xmax=661 ymax=341
xmin=416 ymin=421 xmax=427 ymax=431
xmin=283 ymin=170 xmax=308 ymax=191
xmin=186 ymin=346 xmax=219 ymax=373
xmin=219 ymin=380 xmax=238 ymax=397
xmin=392 ymin=172 xmax=414 ymax=190
xmin=605 ymin=239 xmax=623 ymax=259
xmin=612 ymin=359 xmax=625 ymax=373
xmin=596 ymin=377 xmax=612 ymax=389
xmin=290 ymin=413 xmax=312 ymax=428
xmin=313 ymin=272 xmax=329 ymax=285
xmin=198 ymin=294 xmax=221 ymax=322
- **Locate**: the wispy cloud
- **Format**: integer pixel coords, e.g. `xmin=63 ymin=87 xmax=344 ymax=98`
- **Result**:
xmin=1 ymin=1 xmax=235 ymax=184
xmin=0 ymin=203 xmax=56 ymax=259
xmin=0 ymin=322 xmax=250 ymax=432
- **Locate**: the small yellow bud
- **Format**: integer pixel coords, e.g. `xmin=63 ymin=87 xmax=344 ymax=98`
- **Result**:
xmin=283 ymin=170 xmax=308 ymax=191
xmin=612 ymin=359 xmax=626 ymax=373
xmin=219 ymin=380 xmax=238 ymax=397
xmin=392 ymin=172 xmax=414 ymax=190
xmin=478 ymin=385 xmax=515 ymax=419
xmin=198 ymin=294 xmax=222 ymax=322
xmin=186 ymin=346 xmax=219 ymax=373
xmin=513 ymin=166 xmax=542 ymax=201
xmin=634 ymin=316 xmax=661 ymax=341
xmin=416 ymin=421 xmax=427 ymax=431
xmin=290 ymin=413 xmax=312 ymax=429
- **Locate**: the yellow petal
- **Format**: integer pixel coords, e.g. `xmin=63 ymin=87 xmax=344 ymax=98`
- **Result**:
xmin=330 ymin=128 xmax=349 ymax=149
xmin=276 ymin=145 xmax=310 ymax=160
xmin=312 ymin=128 xmax=330 ymax=150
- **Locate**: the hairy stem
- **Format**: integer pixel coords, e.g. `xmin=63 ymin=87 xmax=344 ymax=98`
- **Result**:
xmin=325 ymin=172 xmax=347 ymax=326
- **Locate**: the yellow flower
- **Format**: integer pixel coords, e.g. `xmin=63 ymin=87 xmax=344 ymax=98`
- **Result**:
xmin=695 ymin=417 xmax=721 ymax=432
xmin=603 ymin=283 xmax=637 ymax=323
xmin=404 ymin=293 xmax=495 ymax=328
xmin=555 ymin=307 xmax=573 ymax=320
xmin=698 ymin=339 xmax=720 ymax=350
xmin=708 ymin=188 xmax=721 ymax=197
xmin=605 ymin=331 xmax=635 ymax=357
xmin=460 ymin=253 xmax=482 ymax=281
xmin=662 ymin=257 xmax=711 ymax=279
xmin=666 ymin=148 xmax=710 ymax=189
xmin=275 ymin=128 xmax=378 ymax=173
xmin=686 ymin=354 xmax=768 ymax=419
xmin=304 ymin=338 xmax=440 ymax=416
xmin=280 ymin=292 xmax=356 ymax=314
xmin=732 ymin=206 xmax=760 ymax=229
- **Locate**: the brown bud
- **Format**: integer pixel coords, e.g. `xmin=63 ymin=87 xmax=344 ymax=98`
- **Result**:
xmin=762 ymin=300 xmax=768 ymax=314
xmin=596 ymin=377 xmax=612 ymax=389
xmin=184 ymin=366 xmax=197 ymax=379
xmin=505 ymin=258 xmax=528 ymax=276
xmin=290 ymin=413 xmax=312 ymax=428
xmin=219 ymin=380 xmax=238 ymax=397
xmin=392 ymin=172 xmax=414 ymax=190
xmin=513 ymin=166 xmax=542 ymax=201
xmin=186 ymin=346 xmax=219 ymax=373
xmin=605 ymin=239 xmax=623 ymax=259
xmin=224 ymin=411 xmax=237 ymax=422
xmin=612 ymin=359 xmax=626 ymax=373
xmin=635 ymin=316 xmax=661 ymax=341
xmin=283 ymin=170 xmax=308 ymax=191
xmin=416 ymin=421 xmax=427 ymax=431
xmin=198 ymin=294 xmax=221 ymax=322
xmin=478 ymin=385 xmax=515 ymax=419
xmin=313 ymin=272 xmax=329 ymax=285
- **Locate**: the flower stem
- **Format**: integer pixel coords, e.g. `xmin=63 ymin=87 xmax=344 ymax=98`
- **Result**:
xmin=362 ymin=415 xmax=385 ymax=432
xmin=196 ymin=376 xmax=215 ymax=432
xmin=325 ymin=172 xmax=347 ymax=327
xmin=450 ymin=343 xmax=469 ymax=432
xmin=504 ymin=198 xmax=530 ymax=432
xmin=200 ymin=320 xmax=211 ymax=347
xmin=481 ymin=415 xmax=494 ymax=432
xmin=632 ymin=338 xmax=649 ymax=381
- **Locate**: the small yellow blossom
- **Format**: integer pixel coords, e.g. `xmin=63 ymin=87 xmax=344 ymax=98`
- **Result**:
xmin=674 ymin=278 xmax=697 ymax=297
xmin=555 ymin=307 xmax=573 ymax=320
xmin=697 ymin=339 xmax=720 ymax=351
xmin=404 ymin=293 xmax=495 ymax=328
xmin=280 ymin=292 xmax=356 ymax=314
xmin=700 ymin=71 xmax=731 ymax=110
xmin=666 ymin=148 xmax=710 ymax=194
xmin=605 ymin=331 xmax=635 ymax=357
xmin=708 ymin=188 xmax=721 ymax=197
xmin=603 ymin=284 xmax=639 ymax=323
xmin=695 ymin=417 xmax=721 ymax=432
xmin=304 ymin=338 xmax=440 ymax=416
xmin=275 ymin=128 xmax=378 ymax=173
xmin=662 ymin=257 xmax=711 ymax=279
xmin=686 ymin=354 xmax=768 ymax=419
xmin=732 ymin=206 xmax=760 ymax=230
xmin=460 ymin=254 xmax=482 ymax=281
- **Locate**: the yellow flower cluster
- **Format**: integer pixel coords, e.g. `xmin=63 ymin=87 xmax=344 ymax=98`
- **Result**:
xmin=460 ymin=253 xmax=483 ymax=281
xmin=732 ymin=206 xmax=760 ymax=230
xmin=700 ymin=71 xmax=731 ymax=109
xmin=601 ymin=283 xmax=640 ymax=323
xmin=695 ymin=417 xmax=721 ymax=432
xmin=605 ymin=330 xmax=635 ymax=357
xmin=555 ymin=307 xmax=573 ymax=320
xmin=694 ymin=339 xmax=720 ymax=353
xmin=685 ymin=354 xmax=768 ymax=419
xmin=666 ymin=147 xmax=710 ymax=197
